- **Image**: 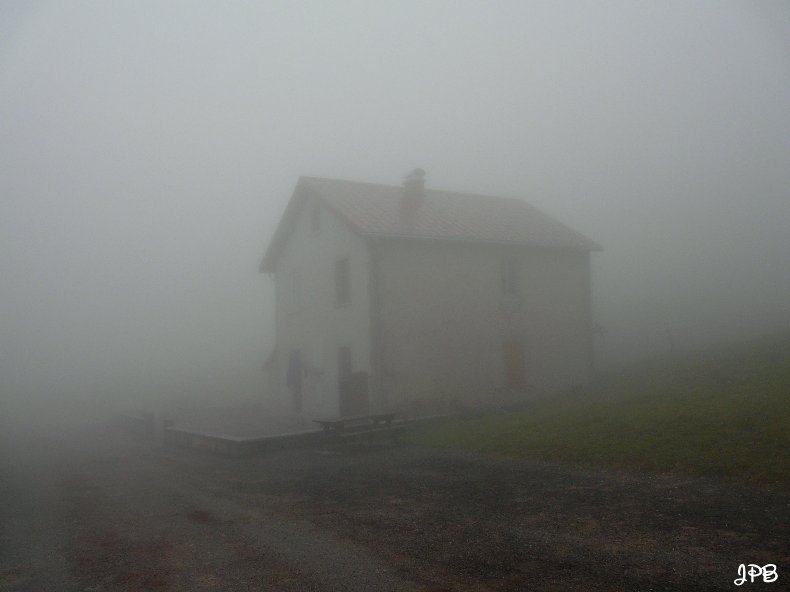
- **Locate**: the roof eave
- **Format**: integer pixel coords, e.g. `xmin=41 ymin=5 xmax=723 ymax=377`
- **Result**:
xmin=367 ymin=233 xmax=601 ymax=252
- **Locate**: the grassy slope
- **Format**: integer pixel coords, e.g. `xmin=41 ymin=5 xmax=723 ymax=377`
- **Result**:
xmin=409 ymin=334 xmax=790 ymax=491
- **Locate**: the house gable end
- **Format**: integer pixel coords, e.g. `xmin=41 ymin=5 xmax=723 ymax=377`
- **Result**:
xmin=260 ymin=178 xmax=368 ymax=273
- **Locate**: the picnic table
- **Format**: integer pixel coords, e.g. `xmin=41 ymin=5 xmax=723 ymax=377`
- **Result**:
xmin=313 ymin=413 xmax=403 ymax=445
xmin=313 ymin=413 xmax=397 ymax=434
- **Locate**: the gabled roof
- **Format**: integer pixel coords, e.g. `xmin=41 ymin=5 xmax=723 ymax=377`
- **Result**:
xmin=260 ymin=176 xmax=601 ymax=272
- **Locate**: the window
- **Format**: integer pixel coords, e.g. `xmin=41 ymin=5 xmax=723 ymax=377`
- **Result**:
xmin=338 ymin=346 xmax=352 ymax=380
xmin=501 ymin=256 xmax=520 ymax=296
xmin=311 ymin=203 xmax=320 ymax=234
xmin=335 ymin=258 xmax=350 ymax=306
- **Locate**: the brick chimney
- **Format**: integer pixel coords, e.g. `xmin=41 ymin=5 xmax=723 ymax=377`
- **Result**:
xmin=401 ymin=168 xmax=425 ymax=223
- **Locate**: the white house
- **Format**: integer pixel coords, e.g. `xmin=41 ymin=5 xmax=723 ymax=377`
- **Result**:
xmin=260 ymin=171 xmax=601 ymax=417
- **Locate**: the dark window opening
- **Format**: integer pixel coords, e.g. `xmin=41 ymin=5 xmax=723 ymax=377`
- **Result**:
xmin=338 ymin=346 xmax=352 ymax=380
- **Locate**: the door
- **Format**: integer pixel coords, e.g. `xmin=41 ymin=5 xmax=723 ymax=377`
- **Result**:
xmin=287 ymin=349 xmax=303 ymax=412
xmin=503 ymin=339 xmax=526 ymax=389
xmin=337 ymin=347 xmax=369 ymax=416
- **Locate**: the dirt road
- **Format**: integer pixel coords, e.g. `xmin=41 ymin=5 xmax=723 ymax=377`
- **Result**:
xmin=1 ymin=422 xmax=787 ymax=591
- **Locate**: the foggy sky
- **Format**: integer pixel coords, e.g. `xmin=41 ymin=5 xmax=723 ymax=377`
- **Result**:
xmin=2 ymin=1 xmax=789 ymax=407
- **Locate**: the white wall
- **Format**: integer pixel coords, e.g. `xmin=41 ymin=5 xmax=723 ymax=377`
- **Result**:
xmin=375 ymin=240 xmax=593 ymax=411
xmin=272 ymin=195 xmax=371 ymax=416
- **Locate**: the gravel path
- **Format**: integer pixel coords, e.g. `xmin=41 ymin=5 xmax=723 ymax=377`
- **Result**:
xmin=1 ymin=421 xmax=788 ymax=591
xmin=1 ymin=424 xmax=418 ymax=591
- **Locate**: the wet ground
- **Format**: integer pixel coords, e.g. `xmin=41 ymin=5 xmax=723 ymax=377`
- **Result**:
xmin=1 ymin=421 xmax=787 ymax=591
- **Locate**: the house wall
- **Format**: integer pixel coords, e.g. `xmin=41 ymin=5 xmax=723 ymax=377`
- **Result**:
xmin=272 ymin=197 xmax=371 ymax=417
xmin=374 ymin=240 xmax=593 ymax=412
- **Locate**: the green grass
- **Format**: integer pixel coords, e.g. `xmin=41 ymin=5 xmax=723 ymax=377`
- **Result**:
xmin=408 ymin=334 xmax=790 ymax=491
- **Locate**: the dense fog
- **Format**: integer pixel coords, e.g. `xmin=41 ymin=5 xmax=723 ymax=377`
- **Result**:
xmin=2 ymin=1 xmax=789 ymax=418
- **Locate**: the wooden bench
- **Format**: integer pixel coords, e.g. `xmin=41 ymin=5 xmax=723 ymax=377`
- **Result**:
xmin=313 ymin=413 xmax=403 ymax=446
xmin=313 ymin=413 xmax=396 ymax=434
